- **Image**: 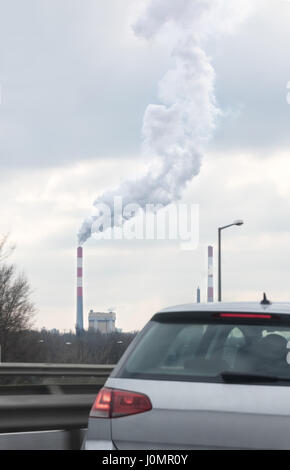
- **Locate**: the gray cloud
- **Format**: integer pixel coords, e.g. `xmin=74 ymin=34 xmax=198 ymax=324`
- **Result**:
xmin=1 ymin=0 xmax=290 ymax=170
xmin=208 ymin=1 xmax=290 ymax=151
xmin=0 ymin=0 xmax=170 ymax=167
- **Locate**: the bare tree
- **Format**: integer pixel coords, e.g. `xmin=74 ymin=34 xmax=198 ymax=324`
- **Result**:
xmin=0 ymin=234 xmax=15 ymax=261
xmin=0 ymin=235 xmax=35 ymax=361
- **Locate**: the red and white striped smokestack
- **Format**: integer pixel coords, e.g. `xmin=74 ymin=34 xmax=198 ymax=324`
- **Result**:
xmin=207 ymin=245 xmax=214 ymax=302
xmin=76 ymin=246 xmax=84 ymax=332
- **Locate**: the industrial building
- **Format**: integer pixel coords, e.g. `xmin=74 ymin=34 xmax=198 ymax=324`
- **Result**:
xmin=88 ymin=310 xmax=116 ymax=334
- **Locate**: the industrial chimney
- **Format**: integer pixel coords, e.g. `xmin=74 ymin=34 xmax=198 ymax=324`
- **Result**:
xmin=196 ymin=286 xmax=201 ymax=303
xmin=76 ymin=246 xmax=84 ymax=333
xmin=207 ymin=245 xmax=214 ymax=302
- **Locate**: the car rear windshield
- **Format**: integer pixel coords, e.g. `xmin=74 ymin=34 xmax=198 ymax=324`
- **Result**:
xmin=116 ymin=315 xmax=290 ymax=384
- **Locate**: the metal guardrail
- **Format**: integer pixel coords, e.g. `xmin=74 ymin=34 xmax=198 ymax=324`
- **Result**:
xmin=0 ymin=363 xmax=115 ymax=376
xmin=0 ymin=363 xmax=115 ymax=449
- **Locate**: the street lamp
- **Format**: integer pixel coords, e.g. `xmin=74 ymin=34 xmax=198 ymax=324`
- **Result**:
xmin=218 ymin=220 xmax=244 ymax=302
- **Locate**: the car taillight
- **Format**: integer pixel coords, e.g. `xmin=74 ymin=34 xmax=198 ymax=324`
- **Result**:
xmin=90 ymin=387 xmax=112 ymax=418
xmin=90 ymin=387 xmax=152 ymax=419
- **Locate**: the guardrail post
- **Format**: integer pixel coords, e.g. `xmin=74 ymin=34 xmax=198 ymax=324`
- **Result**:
xmin=67 ymin=429 xmax=83 ymax=450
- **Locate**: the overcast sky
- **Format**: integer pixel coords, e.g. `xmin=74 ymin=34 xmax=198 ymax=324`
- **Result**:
xmin=1 ymin=0 xmax=290 ymax=332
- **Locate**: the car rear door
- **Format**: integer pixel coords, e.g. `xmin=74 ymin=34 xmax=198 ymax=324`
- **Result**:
xmin=107 ymin=377 xmax=290 ymax=450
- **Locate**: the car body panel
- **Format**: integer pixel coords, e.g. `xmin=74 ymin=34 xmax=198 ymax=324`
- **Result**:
xmin=156 ymin=301 xmax=290 ymax=315
xmin=105 ymin=377 xmax=290 ymax=450
xmin=83 ymin=439 xmax=116 ymax=450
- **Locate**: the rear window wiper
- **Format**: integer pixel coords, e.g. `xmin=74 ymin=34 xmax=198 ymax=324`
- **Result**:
xmin=219 ymin=371 xmax=290 ymax=384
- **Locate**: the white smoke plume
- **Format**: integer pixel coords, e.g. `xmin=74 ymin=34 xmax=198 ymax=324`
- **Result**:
xmin=78 ymin=0 xmax=252 ymax=245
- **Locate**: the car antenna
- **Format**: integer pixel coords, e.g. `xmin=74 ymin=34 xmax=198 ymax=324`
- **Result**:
xmin=261 ymin=292 xmax=271 ymax=305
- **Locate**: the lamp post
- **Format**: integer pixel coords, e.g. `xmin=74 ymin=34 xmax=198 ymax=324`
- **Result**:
xmin=218 ymin=220 xmax=244 ymax=302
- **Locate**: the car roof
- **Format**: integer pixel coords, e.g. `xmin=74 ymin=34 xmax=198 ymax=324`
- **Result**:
xmin=157 ymin=301 xmax=290 ymax=315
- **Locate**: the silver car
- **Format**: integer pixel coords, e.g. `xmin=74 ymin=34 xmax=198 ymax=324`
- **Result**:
xmin=83 ymin=299 xmax=290 ymax=450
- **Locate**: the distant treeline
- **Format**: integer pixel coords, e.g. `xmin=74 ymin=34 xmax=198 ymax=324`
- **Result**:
xmin=3 ymin=329 xmax=138 ymax=364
